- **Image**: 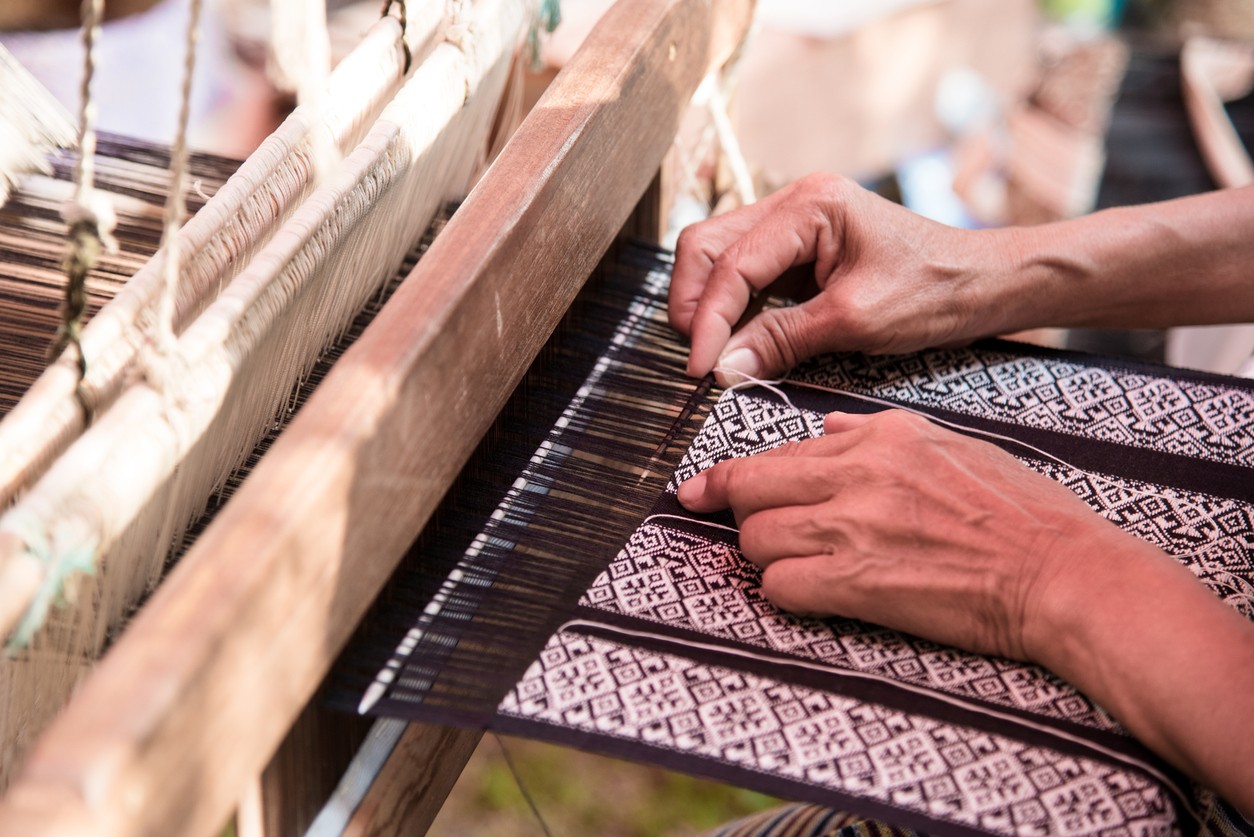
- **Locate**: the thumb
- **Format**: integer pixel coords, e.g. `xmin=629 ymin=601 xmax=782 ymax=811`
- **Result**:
xmin=714 ymin=299 xmax=833 ymax=385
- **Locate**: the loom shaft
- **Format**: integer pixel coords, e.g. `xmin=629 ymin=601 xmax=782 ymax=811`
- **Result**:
xmin=0 ymin=1 xmax=755 ymax=835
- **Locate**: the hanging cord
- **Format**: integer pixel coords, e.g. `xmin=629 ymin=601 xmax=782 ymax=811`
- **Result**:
xmin=492 ymin=733 xmax=554 ymax=837
xmin=51 ymin=0 xmax=119 ymax=395
xmin=151 ymin=0 xmax=204 ymax=359
xmin=707 ymin=81 xmax=755 ymax=206
xmin=380 ymin=0 xmax=412 ymax=74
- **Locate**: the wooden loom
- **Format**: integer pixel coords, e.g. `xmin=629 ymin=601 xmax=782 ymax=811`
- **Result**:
xmin=0 ymin=1 xmax=755 ymax=835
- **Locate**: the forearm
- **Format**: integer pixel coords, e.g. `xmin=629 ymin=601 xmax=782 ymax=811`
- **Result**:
xmin=1031 ymin=535 xmax=1254 ymax=811
xmin=975 ymin=185 xmax=1254 ymax=334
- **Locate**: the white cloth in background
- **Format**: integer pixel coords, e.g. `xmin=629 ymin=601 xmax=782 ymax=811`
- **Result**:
xmin=0 ymin=0 xmax=235 ymax=149
xmin=1169 ymin=324 xmax=1254 ymax=377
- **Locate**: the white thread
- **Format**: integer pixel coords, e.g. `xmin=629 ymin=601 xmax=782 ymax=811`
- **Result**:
xmin=715 ymin=370 xmax=1231 ymax=560
xmin=554 ymin=617 xmax=1200 ymax=818
xmin=706 ymin=82 xmax=755 ymax=206
xmin=153 ymin=0 xmax=205 ymax=355
xmin=713 ymin=365 xmax=800 ymax=412
xmin=643 ymin=512 xmax=740 ymax=536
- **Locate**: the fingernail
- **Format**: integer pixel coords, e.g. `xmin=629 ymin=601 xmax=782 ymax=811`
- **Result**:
xmin=716 ymin=347 xmax=761 ymax=386
xmin=677 ymin=472 xmax=707 ymax=506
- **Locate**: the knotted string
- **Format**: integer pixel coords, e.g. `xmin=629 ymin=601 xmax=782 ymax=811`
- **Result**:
xmin=52 ymin=0 xmax=118 ymax=390
xmin=380 ymin=0 xmax=412 ymax=73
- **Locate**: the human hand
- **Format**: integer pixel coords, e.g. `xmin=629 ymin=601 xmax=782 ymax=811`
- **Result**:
xmin=668 ymin=174 xmax=1013 ymax=384
xmin=675 ymin=409 xmax=1162 ymax=662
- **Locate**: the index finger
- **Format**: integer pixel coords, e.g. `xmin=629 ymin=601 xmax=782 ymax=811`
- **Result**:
xmin=676 ymin=433 xmax=863 ymax=516
xmin=687 ymin=204 xmax=837 ymax=377
xmin=669 ymin=198 xmax=780 ymax=338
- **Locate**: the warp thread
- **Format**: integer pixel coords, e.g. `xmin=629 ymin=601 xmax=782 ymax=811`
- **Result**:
xmin=151 ymin=0 xmax=205 ymax=361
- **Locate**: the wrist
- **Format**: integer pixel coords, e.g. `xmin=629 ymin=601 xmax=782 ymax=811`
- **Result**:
xmin=963 ymin=189 xmax=1254 ymax=333
xmin=1018 ymin=524 xmax=1165 ymax=675
xmin=949 ymin=225 xmax=1067 ymax=340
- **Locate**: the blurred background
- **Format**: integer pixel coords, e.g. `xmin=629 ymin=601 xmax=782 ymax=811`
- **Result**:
xmin=3 ymin=0 xmax=1249 ymax=833
xmin=3 ymin=0 xmax=1250 ymax=367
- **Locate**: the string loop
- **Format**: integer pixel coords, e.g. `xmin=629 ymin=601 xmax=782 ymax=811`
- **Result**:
xmin=380 ymin=0 xmax=412 ymax=74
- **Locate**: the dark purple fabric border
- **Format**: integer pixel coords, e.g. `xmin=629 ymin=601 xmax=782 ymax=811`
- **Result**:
xmin=746 ymin=384 xmax=1254 ymax=505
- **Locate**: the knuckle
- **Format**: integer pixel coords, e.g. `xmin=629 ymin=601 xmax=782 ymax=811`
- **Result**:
xmin=738 ymin=515 xmax=768 ymax=558
xmin=809 ymin=293 xmax=874 ymax=347
xmin=834 ymin=302 xmax=873 ymax=342
xmin=709 ymin=248 xmax=746 ymax=287
xmin=758 ymin=567 xmax=787 ymax=603
xmin=769 ymin=439 xmax=808 ymax=459
xmin=722 ymin=459 xmax=756 ymax=495
xmin=808 ymin=172 xmax=855 ymax=209
xmin=836 ymin=298 xmax=891 ymax=351
xmin=874 ymin=409 xmax=929 ymax=435
xmin=799 ymin=171 xmax=846 ymax=197
xmin=674 ymin=224 xmax=707 ymax=257
xmin=756 ymin=309 xmax=809 ymax=369
xmin=759 ymin=566 xmax=816 ymax=616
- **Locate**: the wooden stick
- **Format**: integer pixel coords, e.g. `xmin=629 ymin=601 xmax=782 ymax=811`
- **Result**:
xmin=303 ymin=720 xmax=481 ymax=837
xmin=0 ymin=0 xmax=524 ymax=799
xmin=339 ymin=724 xmax=481 ymax=837
xmin=0 ymin=1 xmax=754 ymax=835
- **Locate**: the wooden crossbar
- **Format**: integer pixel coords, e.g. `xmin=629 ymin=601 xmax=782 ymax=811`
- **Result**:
xmin=0 ymin=1 xmax=755 ymax=834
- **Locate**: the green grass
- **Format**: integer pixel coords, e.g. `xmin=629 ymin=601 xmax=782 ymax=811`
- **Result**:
xmin=430 ymin=735 xmax=781 ymax=836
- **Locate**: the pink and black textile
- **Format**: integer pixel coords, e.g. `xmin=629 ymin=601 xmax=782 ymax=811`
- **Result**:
xmin=333 ymin=246 xmax=1254 ymax=836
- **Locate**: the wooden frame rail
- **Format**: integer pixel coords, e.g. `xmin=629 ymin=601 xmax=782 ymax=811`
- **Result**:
xmin=0 ymin=0 xmax=754 ymax=834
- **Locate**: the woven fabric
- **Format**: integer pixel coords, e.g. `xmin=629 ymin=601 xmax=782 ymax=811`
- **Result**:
xmin=493 ymin=344 xmax=1254 ymax=836
xmin=702 ymin=803 xmax=917 ymax=837
xmin=339 ymin=250 xmax=1254 ymax=836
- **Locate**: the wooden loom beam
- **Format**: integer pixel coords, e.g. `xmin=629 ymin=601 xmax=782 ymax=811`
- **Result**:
xmin=0 ymin=0 xmax=755 ymax=834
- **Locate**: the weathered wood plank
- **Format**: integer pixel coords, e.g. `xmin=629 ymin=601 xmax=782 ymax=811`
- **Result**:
xmin=258 ymin=700 xmax=373 ymax=837
xmin=0 ymin=1 xmax=753 ymax=836
xmin=335 ymin=724 xmax=482 ymax=837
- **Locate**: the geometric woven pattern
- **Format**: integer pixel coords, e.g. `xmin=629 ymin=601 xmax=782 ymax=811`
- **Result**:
xmin=1032 ymin=462 xmax=1254 ymax=618
xmin=581 ymin=521 xmax=1123 ymax=732
xmin=499 ymin=630 xmax=1180 ymax=836
xmin=484 ymin=350 xmax=1254 ymax=834
xmin=489 ymin=338 xmax=1254 ymax=834
xmin=490 ymin=342 xmax=1254 ymax=835
xmin=795 ymin=348 xmax=1254 ymax=467
xmin=670 ymin=394 xmax=825 ymax=487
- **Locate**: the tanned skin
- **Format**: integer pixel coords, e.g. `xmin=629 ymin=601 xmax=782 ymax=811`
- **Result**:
xmin=669 ymin=175 xmax=1254 ymax=812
